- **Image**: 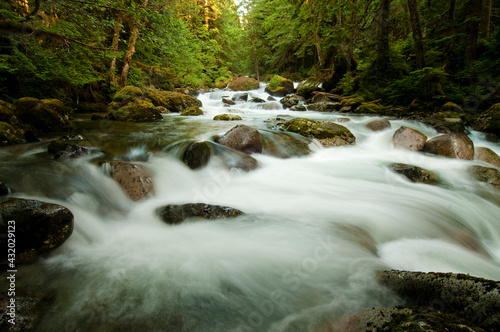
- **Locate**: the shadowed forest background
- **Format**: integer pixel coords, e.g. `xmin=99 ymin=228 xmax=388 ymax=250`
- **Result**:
xmin=1 ymin=0 xmax=500 ymax=108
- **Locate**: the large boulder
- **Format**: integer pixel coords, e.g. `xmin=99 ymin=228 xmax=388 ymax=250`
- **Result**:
xmin=283 ymin=118 xmax=356 ymax=147
xmin=307 ymin=102 xmax=341 ymax=113
xmin=215 ymin=124 xmax=263 ymax=154
xmin=392 ymin=126 xmax=427 ymax=151
xmin=0 ymin=197 xmax=74 ymax=264
xmin=265 ymin=75 xmax=294 ymax=97
xmin=0 ymin=181 xmax=9 ymax=196
xmin=310 ymin=93 xmax=332 ymax=104
xmin=112 ymin=85 xmax=143 ymax=103
xmin=468 ymin=165 xmax=500 ymax=190
xmin=472 ymin=103 xmax=500 ymax=137
xmin=424 ymin=133 xmax=474 ymax=160
xmin=157 ymin=203 xmax=243 ymax=225
xmin=145 ymin=88 xmax=202 ymax=113
xmin=366 ymin=119 xmax=391 ymax=132
xmin=389 ymin=163 xmax=437 ymax=184
xmin=0 ymin=121 xmax=24 ymax=146
xmin=13 ymin=97 xmax=75 ymax=132
xmin=0 ymin=100 xmax=14 ymax=122
xmin=423 ymin=111 xmax=465 ymax=133
xmin=280 ymin=95 xmax=305 ymax=109
xmin=227 ymin=76 xmax=260 ymax=91
xmin=180 ymin=106 xmax=203 ymax=116
xmin=213 ymin=114 xmax=242 ymax=121
xmin=108 ymin=98 xmax=163 ymax=122
xmin=183 ymin=141 xmax=212 ymax=170
xmin=378 ymin=270 xmax=500 ymax=331
xmin=475 ymin=147 xmax=500 ymax=167
xmin=103 ymin=161 xmax=154 ymax=201
xmin=261 ymin=132 xmax=312 ymax=158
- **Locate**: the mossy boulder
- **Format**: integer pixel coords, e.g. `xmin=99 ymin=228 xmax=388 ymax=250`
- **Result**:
xmin=283 ymin=118 xmax=356 ymax=147
xmin=0 ymin=197 xmax=74 ymax=265
xmin=14 ymin=97 xmax=75 ymax=132
xmin=180 ymin=106 xmax=203 ymax=116
xmin=145 ymin=88 xmax=202 ymax=112
xmin=157 ymin=203 xmax=243 ymax=225
xmin=472 ymin=103 xmax=500 ymax=137
xmin=0 ymin=100 xmax=14 ymax=122
xmin=311 ymin=92 xmax=332 ymax=104
xmin=0 ymin=121 xmax=24 ymax=146
xmin=265 ymin=75 xmax=295 ymax=97
xmin=108 ymin=99 xmax=163 ymax=122
xmin=440 ymin=101 xmax=464 ymax=114
xmin=215 ymin=71 xmax=234 ymax=89
xmin=213 ymin=114 xmax=242 ymax=121
xmin=340 ymin=96 xmax=364 ymax=108
xmin=227 ymin=76 xmax=260 ymax=91
xmin=424 ymin=133 xmax=474 ymax=160
xmin=475 ymin=147 xmax=500 ymax=167
xmin=354 ymin=102 xmax=386 ymax=114
xmin=112 ymin=86 xmax=143 ymax=103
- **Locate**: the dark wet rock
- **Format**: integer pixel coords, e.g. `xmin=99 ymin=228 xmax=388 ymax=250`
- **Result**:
xmin=47 ymin=140 xmax=95 ymax=160
xmin=283 ymin=118 xmax=356 ymax=147
xmin=311 ymin=92 xmax=332 ymax=104
xmin=215 ymin=124 xmax=263 ymax=154
xmin=468 ymin=165 xmax=500 ymax=190
xmin=441 ymin=102 xmax=464 ymax=114
xmin=389 ymin=163 xmax=437 ymax=184
xmin=183 ymin=141 xmax=212 ymax=170
xmin=13 ymin=98 xmax=75 ymax=132
xmin=227 ymin=76 xmax=260 ymax=91
xmin=337 ymin=118 xmax=351 ymax=123
xmin=471 ymin=103 xmax=500 ymax=137
xmin=265 ymin=75 xmax=294 ymax=97
xmin=378 ymin=270 xmax=500 ymax=331
xmin=296 ymin=82 xmax=319 ymax=99
xmin=213 ymin=114 xmax=242 ymax=121
xmin=316 ymin=306 xmax=485 ymax=332
xmin=339 ymin=106 xmax=352 ymax=113
xmin=261 ymin=132 xmax=312 ymax=158
xmin=157 ymin=203 xmax=244 ymax=225
xmin=392 ymin=126 xmax=428 ymax=151
xmin=249 ymin=97 xmax=266 ymax=103
xmin=0 ymin=197 xmax=74 ymax=264
xmin=145 ymin=88 xmax=202 ymax=113
xmin=103 ymin=161 xmax=154 ymax=201
xmin=75 ymin=102 xmax=108 ymax=114
xmin=108 ymin=98 xmax=163 ymax=122
xmin=0 ymin=181 xmax=9 ymax=196
xmin=475 ymin=147 xmax=500 ymax=167
xmin=60 ymin=134 xmax=83 ymax=140
xmin=280 ymin=95 xmax=305 ymax=109
xmin=222 ymin=98 xmax=236 ymax=106
xmin=423 ymin=111 xmax=465 ymax=133
xmin=424 ymin=133 xmax=474 ymax=160
xmin=180 ymin=106 xmax=203 ymax=116
xmin=0 ymin=291 xmax=54 ymax=332
xmin=267 ymin=96 xmax=276 ymax=101
xmin=307 ymin=102 xmax=341 ymax=112
xmin=290 ymin=105 xmax=307 ymax=112
xmin=366 ymin=119 xmax=391 ymax=132
xmin=231 ymin=93 xmax=249 ymax=102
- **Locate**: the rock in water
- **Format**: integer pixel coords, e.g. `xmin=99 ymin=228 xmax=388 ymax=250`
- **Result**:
xmin=283 ymin=118 xmax=356 ymax=147
xmin=104 ymin=161 xmax=154 ymax=201
xmin=468 ymin=165 xmax=500 ymax=189
xmin=216 ymin=124 xmax=263 ymax=154
xmin=47 ymin=140 xmax=95 ymax=160
xmin=378 ymin=270 xmax=500 ymax=331
xmin=366 ymin=119 xmax=391 ymax=132
xmin=213 ymin=114 xmax=242 ymax=121
xmin=183 ymin=141 xmax=212 ymax=169
xmin=157 ymin=203 xmax=243 ymax=224
xmin=0 ymin=197 xmax=74 ymax=264
xmin=392 ymin=126 xmax=427 ymax=151
xmin=13 ymin=97 xmax=75 ymax=132
xmin=227 ymin=76 xmax=260 ymax=91
xmin=265 ymin=75 xmax=294 ymax=97
xmin=389 ymin=163 xmax=437 ymax=184
xmin=180 ymin=106 xmax=203 ymax=116
xmin=280 ymin=95 xmax=305 ymax=109
xmin=424 ymin=133 xmax=474 ymax=160
xmin=145 ymin=88 xmax=202 ymax=113
xmin=475 ymin=147 xmax=500 ymax=167
xmin=472 ymin=103 xmax=500 ymax=137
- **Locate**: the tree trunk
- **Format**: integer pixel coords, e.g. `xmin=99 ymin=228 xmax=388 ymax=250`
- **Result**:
xmin=376 ymin=0 xmax=392 ymax=72
xmin=464 ymin=0 xmax=482 ymax=66
xmin=109 ymin=15 xmax=123 ymax=86
xmin=313 ymin=30 xmax=324 ymax=69
xmin=480 ymin=0 xmax=492 ymax=37
xmin=119 ymin=0 xmax=149 ymax=87
xmin=407 ymin=0 xmax=425 ymax=69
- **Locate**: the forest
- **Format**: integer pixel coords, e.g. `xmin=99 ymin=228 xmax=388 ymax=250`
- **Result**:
xmin=0 ymin=0 xmax=499 ymax=109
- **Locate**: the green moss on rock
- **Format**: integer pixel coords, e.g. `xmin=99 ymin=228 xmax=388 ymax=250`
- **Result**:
xmin=108 ymin=99 xmax=163 ymax=122
xmin=283 ymin=118 xmax=356 ymax=147
xmin=227 ymin=76 xmax=260 ymax=91
xmin=146 ymin=88 xmax=202 ymax=112
xmin=214 ymin=114 xmax=242 ymax=121
xmin=0 ymin=100 xmax=14 ymax=122
xmin=472 ymin=103 xmax=500 ymax=137
xmin=265 ymin=75 xmax=294 ymax=97
xmin=112 ymin=86 xmax=144 ymax=103
xmin=181 ymin=106 xmax=204 ymax=116
xmin=0 ymin=121 xmax=24 ymax=146
xmin=13 ymin=97 xmax=75 ymax=132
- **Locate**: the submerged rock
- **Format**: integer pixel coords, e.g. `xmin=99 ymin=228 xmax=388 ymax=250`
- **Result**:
xmin=231 ymin=93 xmax=249 ymax=102
xmin=475 ymin=147 xmax=500 ymax=167
xmin=378 ymin=270 xmax=500 ymax=331
xmin=392 ymin=126 xmax=427 ymax=151
xmin=468 ymin=165 xmax=500 ymax=190
xmin=183 ymin=141 xmax=212 ymax=169
xmin=103 ymin=160 xmax=154 ymax=201
xmin=227 ymin=76 xmax=260 ymax=91
xmin=213 ymin=114 xmax=242 ymax=121
xmin=215 ymin=124 xmax=263 ymax=154
xmin=0 ymin=197 xmax=74 ymax=264
xmin=283 ymin=118 xmax=356 ymax=147
xmin=157 ymin=203 xmax=243 ymax=225
xmin=389 ymin=163 xmax=437 ymax=184
xmin=180 ymin=106 xmax=203 ymax=116
xmin=366 ymin=119 xmax=391 ymax=132
xmin=424 ymin=133 xmax=474 ymax=160
xmin=145 ymin=88 xmax=202 ymax=113
xmin=261 ymin=132 xmax=312 ymax=158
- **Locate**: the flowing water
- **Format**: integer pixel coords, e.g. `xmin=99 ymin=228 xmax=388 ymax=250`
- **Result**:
xmin=1 ymin=84 xmax=500 ymax=331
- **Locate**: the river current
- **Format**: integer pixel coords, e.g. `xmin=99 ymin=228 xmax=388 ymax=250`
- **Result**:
xmin=1 ymin=84 xmax=499 ymax=331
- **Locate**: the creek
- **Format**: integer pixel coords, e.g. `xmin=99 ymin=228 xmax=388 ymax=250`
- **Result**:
xmin=1 ymin=84 xmax=499 ymax=331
